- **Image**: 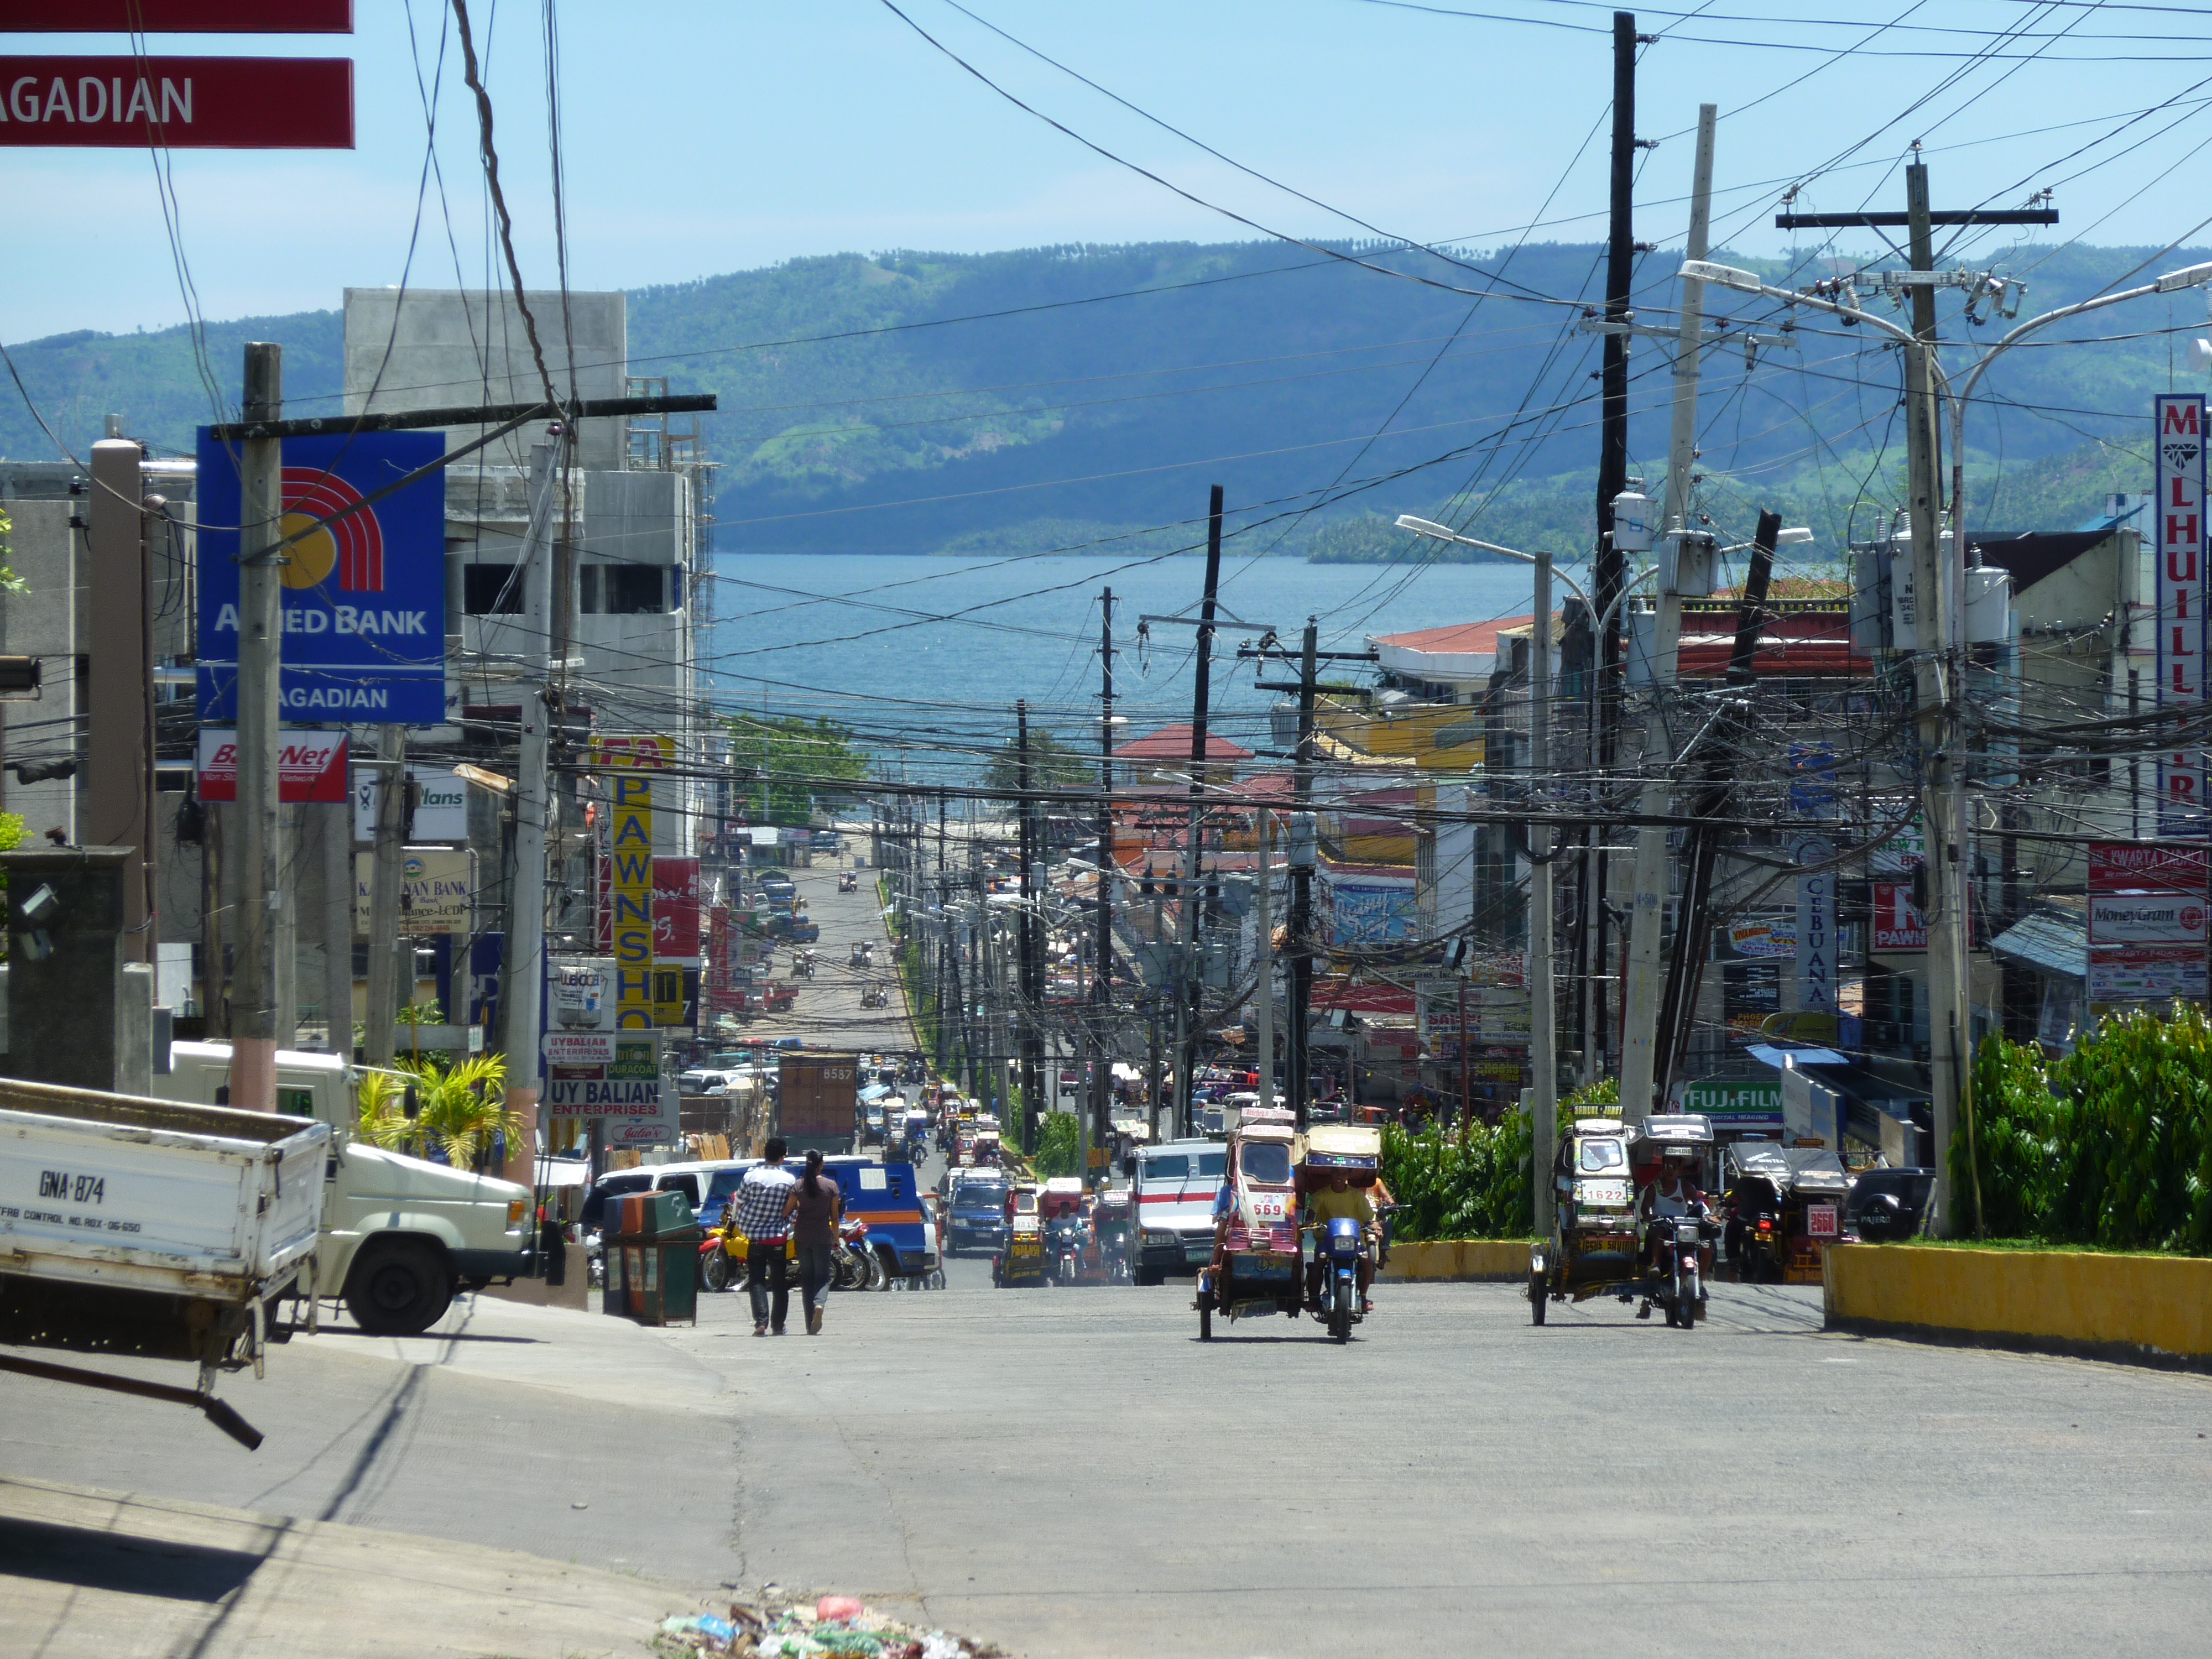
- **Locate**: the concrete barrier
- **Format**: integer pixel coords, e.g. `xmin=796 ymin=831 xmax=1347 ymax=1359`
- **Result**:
xmin=1376 ymin=1239 xmax=1530 ymax=1282
xmin=1823 ymin=1243 xmax=2212 ymax=1369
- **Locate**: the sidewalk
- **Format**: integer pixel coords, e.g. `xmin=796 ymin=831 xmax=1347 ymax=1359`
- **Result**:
xmin=0 ymin=1474 xmax=679 ymax=1658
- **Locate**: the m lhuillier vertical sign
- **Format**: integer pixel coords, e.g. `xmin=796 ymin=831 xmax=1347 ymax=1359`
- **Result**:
xmin=2158 ymin=393 xmax=2209 ymax=836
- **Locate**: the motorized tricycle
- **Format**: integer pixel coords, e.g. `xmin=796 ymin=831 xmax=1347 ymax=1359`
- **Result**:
xmin=1723 ymin=1142 xmax=1852 ymax=1285
xmin=1194 ymin=1109 xmax=1302 ymax=1338
xmin=993 ymin=1183 xmax=1047 ymax=1287
xmin=1296 ymin=1121 xmax=1385 ymax=1343
xmin=839 ymin=871 xmax=858 ymax=894
xmin=1091 ymin=1188 xmax=1134 ymax=1285
xmin=1041 ymin=1178 xmax=1090 ymax=1285
xmin=1530 ymin=1113 xmax=1715 ymax=1329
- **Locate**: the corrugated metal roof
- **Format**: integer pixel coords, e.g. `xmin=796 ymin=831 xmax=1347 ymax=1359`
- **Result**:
xmin=1987 ymin=907 xmax=2088 ymax=979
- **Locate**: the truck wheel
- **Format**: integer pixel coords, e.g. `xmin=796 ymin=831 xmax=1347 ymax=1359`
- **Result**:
xmin=346 ymin=1241 xmax=453 ymax=1335
xmin=1529 ymin=1269 xmax=1547 ymax=1326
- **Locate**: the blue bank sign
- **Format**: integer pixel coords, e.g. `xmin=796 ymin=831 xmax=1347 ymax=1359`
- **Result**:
xmin=196 ymin=429 xmax=447 ymax=723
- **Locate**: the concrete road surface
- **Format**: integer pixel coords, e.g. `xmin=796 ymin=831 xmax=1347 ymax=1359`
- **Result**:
xmin=13 ymin=1266 xmax=2210 ymax=1658
xmin=12 ymin=862 xmax=2212 ymax=1655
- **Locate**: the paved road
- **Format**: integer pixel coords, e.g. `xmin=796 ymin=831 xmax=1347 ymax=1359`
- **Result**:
xmin=13 ymin=862 xmax=2212 ymax=1655
xmin=11 ymin=1248 xmax=2212 ymax=1657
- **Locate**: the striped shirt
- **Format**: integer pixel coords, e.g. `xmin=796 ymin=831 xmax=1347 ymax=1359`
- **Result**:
xmin=733 ymin=1165 xmax=797 ymax=1242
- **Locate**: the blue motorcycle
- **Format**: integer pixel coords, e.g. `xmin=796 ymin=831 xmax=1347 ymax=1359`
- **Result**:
xmin=1315 ymin=1216 xmax=1366 ymax=1344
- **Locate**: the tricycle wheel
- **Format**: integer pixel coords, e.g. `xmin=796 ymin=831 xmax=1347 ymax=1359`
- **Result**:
xmin=1528 ymin=1270 xmax=1547 ymax=1326
xmin=1197 ymin=1287 xmax=1214 ymax=1342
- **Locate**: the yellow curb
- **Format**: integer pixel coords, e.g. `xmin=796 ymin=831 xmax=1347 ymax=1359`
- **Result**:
xmin=1375 ymin=1239 xmax=1531 ymax=1282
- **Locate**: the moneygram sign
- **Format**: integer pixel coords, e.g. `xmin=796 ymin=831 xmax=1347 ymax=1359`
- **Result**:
xmin=196 ymin=431 xmax=446 ymax=723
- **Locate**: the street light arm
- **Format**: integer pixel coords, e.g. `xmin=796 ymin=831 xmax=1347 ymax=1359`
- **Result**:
xmin=1394 ymin=514 xmax=1593 ymax=613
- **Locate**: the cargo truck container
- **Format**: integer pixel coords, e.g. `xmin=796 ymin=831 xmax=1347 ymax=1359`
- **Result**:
xmin=778 ymin=1051 xmax=859 ymax=1154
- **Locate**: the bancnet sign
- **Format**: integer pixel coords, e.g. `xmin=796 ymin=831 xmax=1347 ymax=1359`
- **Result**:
xmin=197 ymin=728 xmax=347 ymax=803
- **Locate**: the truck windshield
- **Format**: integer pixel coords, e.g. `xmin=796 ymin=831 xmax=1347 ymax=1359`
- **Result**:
xmin=1578 ymin=1139 xmax=1625 ymax=1172
xmin=1143 ymin=1155 xmax=1189 ymax=1181
xmin=1240 ymin=1143 xmax=1292 ymax=1186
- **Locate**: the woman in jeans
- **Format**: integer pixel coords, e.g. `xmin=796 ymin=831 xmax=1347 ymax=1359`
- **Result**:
xmin=784 ymin=1149 xmax=844 ymax=1335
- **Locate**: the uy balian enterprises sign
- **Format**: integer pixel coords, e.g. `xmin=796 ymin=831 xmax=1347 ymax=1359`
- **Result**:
xmin=546 ymin=1036 xmax=674 ymax=1148
xmin=0 ymin=57 xmax=353 ymax=148
xmin=196 ymin=430 xmax=446 ymax=723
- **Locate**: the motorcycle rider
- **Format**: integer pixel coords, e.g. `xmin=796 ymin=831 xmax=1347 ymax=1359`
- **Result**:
xmin=1635 ymin=1157 xmax=1708 ymax=1319
xmin=1303 ymin=1168 xmax=1378 ymax=1314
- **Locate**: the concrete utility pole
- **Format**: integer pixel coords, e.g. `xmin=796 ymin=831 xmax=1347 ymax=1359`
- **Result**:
xmin=1290 ymin=618 xmax=1318 ymax=1128
xmin=1253 ymin=807 xmax=1275 ymax=1109
xmin=1618 ymin=102 xmax=1716 ymax=1124
xmin=324 ymin=788 xmax=354 ymax=1055
xmin=1015 ymin=700 xmax=1043 ymax=1154
xmin=228 ymin=342 xmax=285 ymax=1112
xmin=85 ymin=437 xmax=155 ymax=961
xmin=1092 ymin=587 xmax=1115 ymax=1165
xmin=364 ymin=724 xmax=407 ymax=1066
xmin=1177 ymin=487 xmax=1226 ymax=1135
xmin=1585 ymin=9 xmax=1641 ymax=1077
xmin=1529 ymin=552 xmax=1559 ymax=1237
xmin=502 ymin=439 xmax=563 ymax=1185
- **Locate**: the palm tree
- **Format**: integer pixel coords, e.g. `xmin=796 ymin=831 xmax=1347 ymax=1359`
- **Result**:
xmin=403 ymin=1053 xmax=518 ymax=1172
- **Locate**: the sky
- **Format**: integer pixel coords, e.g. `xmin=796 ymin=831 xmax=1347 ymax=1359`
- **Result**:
xmin=6 ymin=1 xmax=2212 ymax=342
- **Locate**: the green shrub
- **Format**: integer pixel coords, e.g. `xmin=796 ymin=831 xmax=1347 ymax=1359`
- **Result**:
xmin=1959 ymin=1006 xmax=2212 ymax=1253
xmin=1031 ymin=1113 xmax=1082 ymax=1180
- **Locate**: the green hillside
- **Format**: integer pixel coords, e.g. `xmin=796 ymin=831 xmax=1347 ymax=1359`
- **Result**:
xmin=3 ymin=238 xmax=2190 ymax=558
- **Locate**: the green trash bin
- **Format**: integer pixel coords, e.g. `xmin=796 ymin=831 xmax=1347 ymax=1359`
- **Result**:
xmin=602 ymin=1189 xmax=702 ymax=1326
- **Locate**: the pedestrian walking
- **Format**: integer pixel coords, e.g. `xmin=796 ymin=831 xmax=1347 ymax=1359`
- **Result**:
xmin=785 ymin=1147 xmax=844 ymax=1335
xmin=734 ymin=1137 xmax=798 ymax=1335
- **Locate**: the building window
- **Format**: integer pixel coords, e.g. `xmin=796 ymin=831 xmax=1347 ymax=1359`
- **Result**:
xmin=463 ymin=564 xmax=522 ymax=615
xmin=580 ymin=564 xmax=665 ymax=615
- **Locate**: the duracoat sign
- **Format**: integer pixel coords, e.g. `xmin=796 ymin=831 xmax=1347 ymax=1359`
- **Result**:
xmin=196 ymin=727 xmax=347 ymax=802
xmin=195 ymin=430 xmax=446 ymax=723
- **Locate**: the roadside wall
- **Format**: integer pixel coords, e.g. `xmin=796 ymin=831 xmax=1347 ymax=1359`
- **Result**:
xmin=1376 ymin=1240 xmax=1528 ymax=1282
xmin=1823 ymin=1243 xmax=2212 ymax=1369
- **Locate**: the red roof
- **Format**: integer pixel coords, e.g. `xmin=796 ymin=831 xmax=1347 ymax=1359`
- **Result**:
xmin=1113 ymin=723 xmax=1255 ymax=763
xmin=1374 ymin=618 xmax=1533 ymax=654
xmin=1676 ymin=607 xmax=1868 ymax=679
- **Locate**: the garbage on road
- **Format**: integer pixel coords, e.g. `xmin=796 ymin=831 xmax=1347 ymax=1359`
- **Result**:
xmin=658 ymin=1589 xmax=1006 ymax=1659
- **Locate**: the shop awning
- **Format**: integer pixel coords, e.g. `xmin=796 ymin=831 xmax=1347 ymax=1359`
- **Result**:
xmin=1986 ymin=907 xmax=2088 ymax=981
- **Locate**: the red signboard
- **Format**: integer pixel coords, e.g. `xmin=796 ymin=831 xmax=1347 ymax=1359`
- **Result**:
xmin=0 ymin=2 xmax=352 ymax=28
xmin=1872 ymin=882 xmax=1927 ymax=952
xmin=0 ymin=56 xmax=352 ymax=148
xmin=2088 ymin=842 xmax=2212 ymax=895
xmin=653 ymin=858 xmax=701 ymax=961
xmin=197 ymin=727 xmax=347 ymax=804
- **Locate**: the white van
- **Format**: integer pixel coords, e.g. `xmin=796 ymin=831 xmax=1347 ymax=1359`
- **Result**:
xmin=157 ymin=1042 xmax=535 ymax=1336
xmin=1131 ymin=1137 xmax=1227 ymax=1285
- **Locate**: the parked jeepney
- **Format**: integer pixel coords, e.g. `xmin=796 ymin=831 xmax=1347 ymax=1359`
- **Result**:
xmin=1193 ymin=1107 xmax=1303 ymax=1338
xmin=1530 ymin=1113 xmax=1715 ymax=1329
xmin=1723 ymin=1142 xmax=1852 ymax=1284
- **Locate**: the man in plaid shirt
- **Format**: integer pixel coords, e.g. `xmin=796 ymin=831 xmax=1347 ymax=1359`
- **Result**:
xmin=735 ymin=1138 xmax=799 ymax=1335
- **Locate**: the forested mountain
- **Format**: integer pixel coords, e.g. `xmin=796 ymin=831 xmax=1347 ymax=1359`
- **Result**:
xmin=4 ymin=238 xmax=2193 ymax=559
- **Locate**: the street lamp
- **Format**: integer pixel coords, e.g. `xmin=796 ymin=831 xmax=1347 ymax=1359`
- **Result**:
xmin=1391 ymin=514 xmax=1560 ymax=1228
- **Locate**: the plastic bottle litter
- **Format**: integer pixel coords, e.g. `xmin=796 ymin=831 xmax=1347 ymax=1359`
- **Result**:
xmin=653 ymin=1590 xmax=1000 ymax=1659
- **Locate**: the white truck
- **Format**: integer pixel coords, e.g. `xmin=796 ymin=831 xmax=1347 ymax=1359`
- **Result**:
xmin=0 ymin=1074 xmax=328 ymax=1446
xmin=156 ymin=1042 xmax=537 ymax=1337
xmin=1131 ymin=1137 xmax=1227 ymax=1285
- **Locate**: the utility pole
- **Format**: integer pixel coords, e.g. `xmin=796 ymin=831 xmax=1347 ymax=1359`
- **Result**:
xmin=1529 ymin=554 xmax=1559 ymax=1238
xmin=499 ymin=438 xmax=562 ymax=1185
xmin=1178 ymin=487 xmax=1227 ymax=1135
xmin=1254 ymin=807 xmax=1275 ymax=1109
xmin=228 ymin=342 xmax=284 ymax=1113
xmin=1015 ymin=701 xmax=1044 ymax=1154
xmin=364 ymin=726 xmax=406 ymax=1066
xmin=324 ymin=790 xmax=354 ymax=1056
xmin=1618 ymin=102 xmax=1716 ymax=1123
xmin=1774 ymin=167 xmax=2057 ymax=1228
xmin=1092 ymin=587 xmax=1115 ymax=1166
xmin=1290 ymin=618 xmax=1318 ymax=1128
xmin=86 ymin=436 xmax=155 ymax=961
xmin=1583 ymin=9 xmax=1642 ymax=1079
